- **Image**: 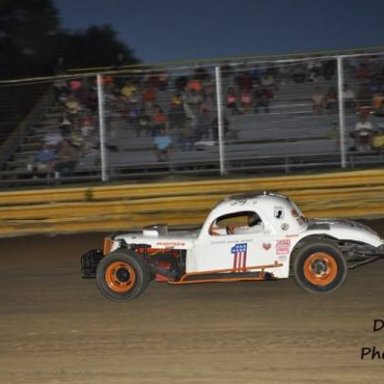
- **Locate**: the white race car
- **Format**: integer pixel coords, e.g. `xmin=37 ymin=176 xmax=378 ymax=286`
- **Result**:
xmin=81 ymin=191 xmax=384 ymax=301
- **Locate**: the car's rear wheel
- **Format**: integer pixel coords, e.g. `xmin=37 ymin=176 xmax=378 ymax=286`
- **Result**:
xmin=96 ymin=250 xmax=150 ymax=301
xmin=293 ymin=239 xmax=347 ymax=293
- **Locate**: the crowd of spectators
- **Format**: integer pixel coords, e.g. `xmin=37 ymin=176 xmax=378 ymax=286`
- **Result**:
xmin=310 ymin=56 xmax=384 ymax=118
xmin=23 ymin=54 xmax=384 ymax=179
xmin=29 ymin=76 xmax=99 ymax=178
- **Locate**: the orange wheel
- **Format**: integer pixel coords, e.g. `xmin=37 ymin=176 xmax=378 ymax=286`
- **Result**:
xmin=96 ymin=251 xmax=150 ymax=301
xmin=293 ymin=240 xmax=348 ymax=293
xmin=303 ymin=252 xmax=338 ymax=286
xmin=105 ymin=261 xmax=137 ymax=293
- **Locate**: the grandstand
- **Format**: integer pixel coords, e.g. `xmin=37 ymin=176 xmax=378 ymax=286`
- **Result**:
xmin=1 ymin=48 xmax=384 ymax=188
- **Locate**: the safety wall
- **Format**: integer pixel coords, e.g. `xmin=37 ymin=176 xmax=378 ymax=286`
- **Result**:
xmin=1 ymin=169 xmax=384 ymax=237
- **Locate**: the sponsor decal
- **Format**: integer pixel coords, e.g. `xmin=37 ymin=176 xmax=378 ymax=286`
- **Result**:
xmin=276 ymin=239 xmax=291 ymax=255
xmin=156 ymin=241 xmax=186 ymax=247
xmin=231 ymin=243 xmax=247 ymax=271
xmin=263 ymin=242 xmax=272 ymax=250
xmin=274 ymin=206 xmax=284 ymax=219
xmin=229 ymin=199 xmax=247 ymax=206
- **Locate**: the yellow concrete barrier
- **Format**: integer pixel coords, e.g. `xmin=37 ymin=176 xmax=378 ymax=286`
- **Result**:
xmin=0 ymin=169 xmax=384 ymax=237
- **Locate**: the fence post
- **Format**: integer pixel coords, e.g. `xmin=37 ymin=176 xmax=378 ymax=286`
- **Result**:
xmin=215 ymin=65 xmax=226 ymax=175
xmin=96 ymin=74 xmax=108 ymax=181
xmin=337 ymin=56 xmax=347 ymax=168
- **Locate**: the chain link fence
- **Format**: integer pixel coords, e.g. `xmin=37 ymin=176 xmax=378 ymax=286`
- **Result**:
xmin=0 ymin=50 xmax=384 ymax=187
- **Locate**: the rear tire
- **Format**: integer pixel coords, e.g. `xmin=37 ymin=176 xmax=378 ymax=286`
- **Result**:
xmin=293 ymin=239 xmax=347 ymax=293
xmin=96 ymin=250 xmax=150 ymax=301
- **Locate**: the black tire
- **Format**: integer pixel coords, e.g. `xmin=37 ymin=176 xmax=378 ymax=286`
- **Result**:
xmin=96 ymin=250 xmax=150 ymax=301
xmin=293 ymin=239 xmax=348 ymax=294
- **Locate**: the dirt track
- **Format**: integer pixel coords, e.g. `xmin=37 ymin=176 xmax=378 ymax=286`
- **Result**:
xmin=1 ymin=226 xmax=384 ymax=384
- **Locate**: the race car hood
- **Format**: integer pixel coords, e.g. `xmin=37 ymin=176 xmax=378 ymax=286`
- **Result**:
xmin=112 ymin=226 xmax=199 ymax=251
xmin=306 ymin=219 xmax=384 ymax=247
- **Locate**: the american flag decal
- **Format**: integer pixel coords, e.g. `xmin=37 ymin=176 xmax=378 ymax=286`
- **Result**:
xmin=231 ymin=243 xmax=247 ymax=271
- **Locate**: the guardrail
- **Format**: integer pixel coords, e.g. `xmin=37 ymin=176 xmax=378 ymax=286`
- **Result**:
xmin=1 ymin=169 xmax=384 ymax=237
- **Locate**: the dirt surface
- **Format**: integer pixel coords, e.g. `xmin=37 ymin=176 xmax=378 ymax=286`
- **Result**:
xmin=1 ymin=222 xmax=384 ymax=384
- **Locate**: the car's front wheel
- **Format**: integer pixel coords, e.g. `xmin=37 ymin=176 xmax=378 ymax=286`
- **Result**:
xmin=96 ymin=250 xmax=150 ymax=301
xmin=293 ymin=239 xmax=348 ymax=293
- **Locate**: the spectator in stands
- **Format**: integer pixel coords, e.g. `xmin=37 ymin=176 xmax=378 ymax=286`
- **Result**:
xmin=312 ymin=87 xmax=324 ymax=114
xmin=254 ymin=84 xmax=270 ymax=114
xmin=171 ymin=92 xmax=183 ymax=109
xmin=70 ymin=126 xmax=84 ymax=149
xmin=142 ymin=85 xmax=157 ymax=110
xmin=137 ymin=108 xmax=151 ymax=137
xmin=54 ymin=139 xmax=79 ymax=177
xmin=79 ymin=112 xmax=95 ymax=137
xmin=128 ymin=89 xmax=140 ymax=106
xmin=187 ymin=77 xmax=203 ymax=93
xmin=44 ymin=124 xmax=63 ymax=148
xmin=151 ymin=105 xmax=167 ymax=136
xmin=59 ymin=114 xmax=72 ymax=139
xmin=121 ymin=81 xmax=137 ymax=100
xmin=69 ymin=79 xmax=84 ymax=100
xmin=127 ymin=104 xmax=140 ymax=131
xmin=177 ymin=118 xmax=195 ymax=151
xmin=153 ymin=127 xmax=173 ymax=162
xmin=64 ymin=94 xmax=82 ymax=125
xmin=183 ymin=88 xmax=203 ymax=124
xmin=372 ymin=127 xmax=384 ymax=153
xmin=354 ymin=115 xmax=374 ymax=152
xmin=356 ymin=84 xmax=372 ymax=111
xmin=65 ymin=93 xmax=81 ymax=114
xmin=193 ymin=110 xmax=211 ymax=142
xmin=225 ymin=87 xmax=239 ymax=115
xmin=342 ymin=84 xmax=356 ymax=113
xmin=372 ymin=91 xmax=384 ymax=116
xmin=324 ymin=87 xmax=338 ymax=113
xmin=112 ymin=94 xmax=129 ymax=120
xmin=78 ymin=112 xmax=96 ymax=154
xmin=85 ymin=87 xmax=98 ymax=114
xmin=237 ymin=71 xmax=254 ymax=93
xmin=240 ymin=88 xmax=252 ymax=113
xmin=123 ymin=88 xmax=140 ymax=128
xmin=168 ymin=94 xmax=186 ymax=132
xmin=33 ymin=143 xmax=57 ymax=174
xmin=185 ymin=88 xmax=203 ymax=108
xmin=260 ymin=71 xmax=275 ymax=96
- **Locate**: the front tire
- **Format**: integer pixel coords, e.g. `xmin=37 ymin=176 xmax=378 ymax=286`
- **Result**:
xmin=96 ymin=250 xmax=150 ymax=301
xmin=293 ymin=239 xmax=347 ymax=293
